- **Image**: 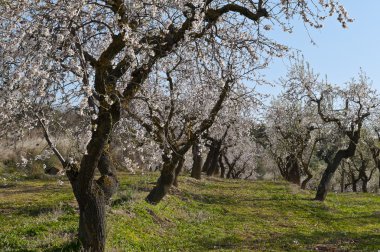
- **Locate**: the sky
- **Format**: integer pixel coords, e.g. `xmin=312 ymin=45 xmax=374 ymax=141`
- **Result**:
xmin=257 ymin=1 xmax=380 ymax=98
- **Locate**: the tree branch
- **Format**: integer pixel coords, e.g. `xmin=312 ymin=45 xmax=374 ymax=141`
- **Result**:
xmin=36 ymin=115 xmax=66 ymax=167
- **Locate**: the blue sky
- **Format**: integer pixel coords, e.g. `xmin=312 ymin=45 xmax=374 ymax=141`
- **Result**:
xmin=258 ymin=1 xmax=380 ymax=97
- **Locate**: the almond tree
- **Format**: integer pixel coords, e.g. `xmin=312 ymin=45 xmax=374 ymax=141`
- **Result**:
xmin=202 ymin=92 xmax=259 ymax=179
xmin=1 ymin=1 xmax=351 ymax=250
xmin=341 ymin=145 xmax=376 ymax=193
xmin=283 ymin=60 xmax=379 ymax=201
xmin=219 ymin=125 xmax=259 ymax=179
xmin=127 ymin=57 xmax=240 ymax=203
xmin=264 ymin=91 xmax=321 ymax=188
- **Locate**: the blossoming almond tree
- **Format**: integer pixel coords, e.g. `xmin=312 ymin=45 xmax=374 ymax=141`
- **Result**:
xmin=0 ymin=1 xmax=351 ymax=250
xmin=282 ymin=60 xmax=379 ymax=201
xmin=127 ymin=42 xmax=263 ymax=203
xmin=264 ymin=88 xmax=323 ymax=189
xmin=127 ymin=48 xmax=241 ymax=203
xmin=200 ymin=82 xmax=260 ymax=179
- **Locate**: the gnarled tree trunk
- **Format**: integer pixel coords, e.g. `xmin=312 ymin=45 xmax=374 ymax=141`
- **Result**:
xmin=219 ymin=152 xmax=226 ymax=178
xmin=315 ymin=131 xmax=359 ymax=201
xmin=67 ymin=109 xmax=119 ymax=251
xmin=202 ymin=148 xmax=215 ymax=172
xmin=146 ymin=154 xmax=179 ymax=204
xmin=340 ymin=168 xmax=345 ymax=193
xmin=77 ymin=183 xmax=106 ymax=251
xmin=206 ymin=140 xmax=222 ymax=176
xmin=301 ymin=172 xmax=313 ymax=190
xmin=285 ymin=154 xmax=301 ymax=185
xmin=361 ymin=180 xmax=368 ymax=193
xmin=173 ymin=156 xmax=185 ymax=187
xmin=191 ymin=141 xmax=203 ymax=179
xmin=206 ymin=151 xmax=220 ymax=176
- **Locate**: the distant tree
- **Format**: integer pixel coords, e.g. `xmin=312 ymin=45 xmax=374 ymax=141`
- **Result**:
xmin=342 ymin=159 xmax=361 ymax=192
xmin=127 ymin=54 xmax=242 ymax=204
xmin=262 ymin=91 xmax=321 ymax=189
xmin=283 ymin=60 xmax=379 ymax=201
xmin=363 ymin=123 xmax=380 ymax=189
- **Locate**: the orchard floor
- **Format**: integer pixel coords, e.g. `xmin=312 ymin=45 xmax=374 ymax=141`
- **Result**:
xmin=1 ymin=173 xmax=380 ymax=251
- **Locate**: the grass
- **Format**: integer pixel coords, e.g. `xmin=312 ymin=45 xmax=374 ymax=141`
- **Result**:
xmin=1 ymin=173 xmax=380 ymax=251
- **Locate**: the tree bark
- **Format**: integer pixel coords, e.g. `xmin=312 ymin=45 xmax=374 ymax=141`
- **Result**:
xmin=315 ymin=153 xmax=347 ymax=201
xmin=202 ymin=148 xmax=214 ymax=172
xmin=73 ymin=105 xmax=119 ymax=251
xmin=146 ymin=154 xmax=178 ymax=204
xmin=351 ymin=173 xmax=358 ymax=192
xmin=300 ymin=140 xmax=317 ymax=190
xmin=301 ymin=173 xmax=312 ymax=190
xmin=362 ymin=180 xmax=368 ymax=193
xmin=206 ymin=141 xmax=222 ymax=176
xmin=219 ymin=153 xmax=226 ymax=178
xmin=173 ymin=156 xmax=185 ymax=187
xmin=191 ymin=141 xmax=203 ymax=179
xmin=207 ymin=153 xmax=220 ymax=176
xmin=315 ymin=131 xmax=359 ymax=201
xmin=340 ymin=168 xmax=345 ymax=193
xmin=74 ymin=150 xmax=118 ymax=252
xmin=285 ymin=154 xmax=301 ymax=185
xmin=77 ymin=183 xmax=106 ymax=252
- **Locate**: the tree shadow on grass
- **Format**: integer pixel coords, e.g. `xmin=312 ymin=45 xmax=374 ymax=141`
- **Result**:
xmin=45 ymin=239 xmax=81 ymax=252
xmin=190 ymin=230 xmax=380 ymax=251
xmin=0 ymin=184 xmax=67 ymax=196
xmin=0 ymin=201 xmax=77 ymax=217
xmin=179 ymin=191 xmax=241 ymax=205
xmin=180 ymin=189 xmax=313 ymax=206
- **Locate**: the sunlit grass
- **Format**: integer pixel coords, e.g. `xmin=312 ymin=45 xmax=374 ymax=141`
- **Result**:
xmin=1 ymin=173 xmax=380 ymax=251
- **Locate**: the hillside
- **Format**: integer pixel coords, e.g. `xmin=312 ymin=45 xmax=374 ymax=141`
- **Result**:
xmin=1 ymin=173 xmax=380 ymax=251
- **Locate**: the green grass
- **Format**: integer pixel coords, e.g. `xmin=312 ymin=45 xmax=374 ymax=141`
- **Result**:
xmin=1 ymin=173 xmax=380 ymax=251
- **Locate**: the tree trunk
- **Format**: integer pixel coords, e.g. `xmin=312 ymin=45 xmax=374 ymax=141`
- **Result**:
xmin=202 ymin=148 xmax=214 ymax=172
xmin=146 ymin=155 xmax=178 ymax=204
xmin=225 ymin=154 xmax=234 ymax=179
xmin=315 ymin=130 xmax=359 ymax=201
xmin=315 ymin=158 xmax=342 ymax=201
xmin=206 ymin=142 xmax=221 ymax=176
xmin=206 ymin=150 xmax=219 ymax=176
xmin=173 ymin=156 xmax=185 ymax=187
xmin=347 ymin=170 xmax=359 ymax=192
xmin=219 ymin=153 xmax=225 ymax=178
xmin=352 ymin=176 xmax=358 ymax=192
xmin=300 ymin=140 xmax=316 ymax=190
xmin=69 ymin=150 xmax=119 ymax=252
xmin=72 ymin=107 xmax=118 ymax=251
xmin=212 ymin=160 xmax=221 ymax=176
xmin=301 ymin=174 xmax=312 ymax=190
xmin=226 ymin=168 xmax=233 ymax=178
xmin=285 ymin=154 xmax=301 ymax=185
xmin=340 ymin=168 xmax=345 ymax=193
xmin=191 ymin=141 xmax=203 ymax=179
xmin=77 ymin=183 xmax=106 ymax=252
xmin=97 ymin=152 xmax=119 ymax=203
xmin=362 ymin=180 xmax=368 ymax=193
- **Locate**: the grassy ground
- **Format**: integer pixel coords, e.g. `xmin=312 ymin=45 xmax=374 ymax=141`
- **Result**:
xmin=1 ymin=173 xmax=380 ymax=251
